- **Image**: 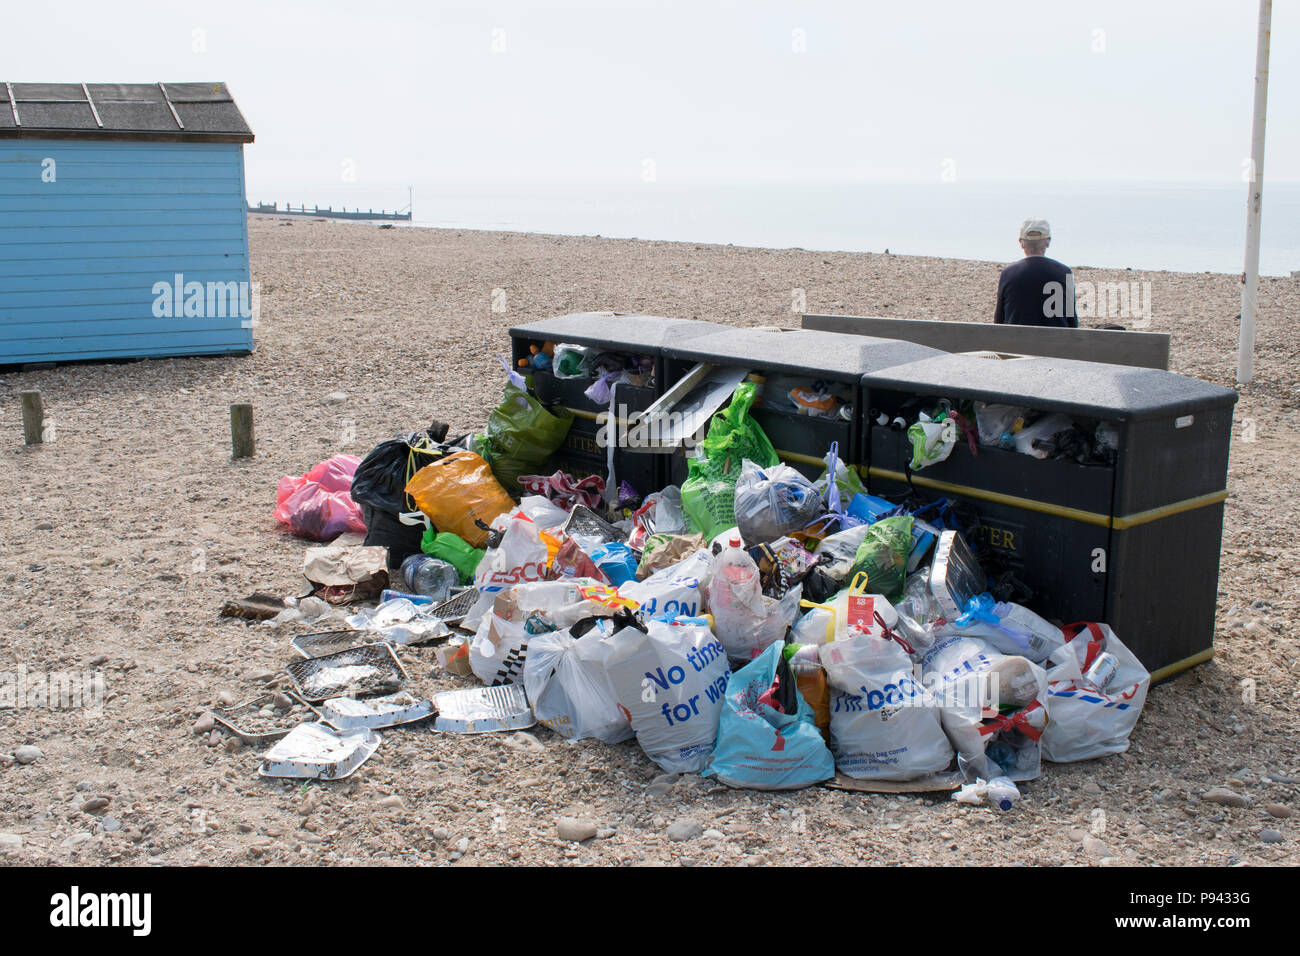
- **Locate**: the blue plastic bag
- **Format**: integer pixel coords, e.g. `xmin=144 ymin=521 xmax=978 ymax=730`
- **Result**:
xmin=705 ymin=642 xmax=835 ymax=790
xmin=590 ymin=541 xmax=639 ymax=587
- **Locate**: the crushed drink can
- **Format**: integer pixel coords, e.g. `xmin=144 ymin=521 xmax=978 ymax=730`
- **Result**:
xmin=1083 ymin=652 xmax=1119 ymax=691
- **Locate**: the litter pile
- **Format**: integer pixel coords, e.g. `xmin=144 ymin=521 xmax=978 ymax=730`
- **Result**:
xmin=219 ymin=345 xmax=1154 ymax=810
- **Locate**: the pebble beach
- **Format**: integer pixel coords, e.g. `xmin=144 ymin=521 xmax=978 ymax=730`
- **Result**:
xmin=1 ymin=216 xmax=1297 ymax=866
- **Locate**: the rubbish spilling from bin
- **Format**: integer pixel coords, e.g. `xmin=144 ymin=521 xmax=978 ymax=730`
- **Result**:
xmin=224 ymin=316 xmax=1183 ymax=813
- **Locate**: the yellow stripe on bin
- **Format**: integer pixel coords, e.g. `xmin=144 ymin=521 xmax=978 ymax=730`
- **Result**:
xmin=1110 ymin=491 xmax=1229 ymax=529
xmin=867 ymin=467 xmax=1113 ymax=527
xmin=775 ymin=447 xmax=829 ymax=468
xmin=867 ymin=466 xmax=1228 ymax=531
xmin=562 ymin=406 xmax=635 ymax=426
xmin=1148 ymin=647 xmax=1214 ymax=684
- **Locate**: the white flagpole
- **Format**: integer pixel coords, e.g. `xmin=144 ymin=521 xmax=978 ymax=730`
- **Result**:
xmin=1237 ymin=0 xmax=1272 ymax=385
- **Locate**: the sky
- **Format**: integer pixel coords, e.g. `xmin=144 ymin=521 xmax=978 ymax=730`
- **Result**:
xmin=3 ymin=1 xmax=1296 ymax=194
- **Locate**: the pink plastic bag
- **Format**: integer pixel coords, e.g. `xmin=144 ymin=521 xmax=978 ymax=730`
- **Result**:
xmin=275 ymin=454 xmax=366 ymax=541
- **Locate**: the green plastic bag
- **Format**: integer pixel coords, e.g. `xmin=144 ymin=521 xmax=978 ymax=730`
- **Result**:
xmin=848 ymin=515 xmax=914 ymax=603
xmin=478 ymin=382 xmax=574 ymax=494
xmin=421 ymin=528 xmax=486 ymax=585
xmin=681 ymin=382 xmax=779 ymax=541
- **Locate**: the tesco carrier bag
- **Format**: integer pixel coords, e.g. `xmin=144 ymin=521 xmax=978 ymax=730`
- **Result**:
xmin=1041 ymin=621 xmax=1150 ymax=762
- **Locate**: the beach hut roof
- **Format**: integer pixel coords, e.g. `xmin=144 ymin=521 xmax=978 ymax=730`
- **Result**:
xmin=0 ymin=82 xmax=254 ymax=143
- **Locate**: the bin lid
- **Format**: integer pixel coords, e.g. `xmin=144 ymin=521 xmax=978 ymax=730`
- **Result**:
xmin=662 ymin=327 xmax=944 ymax=380
xmin=863 ymin=353 xmax=1238 ymax=422
xmin=509 ymin=312 xmax=726 ymax=352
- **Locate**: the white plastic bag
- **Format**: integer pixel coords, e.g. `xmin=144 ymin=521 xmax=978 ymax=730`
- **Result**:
xmin=599 ymin=618 xmax=731 ymax=773
xmin=827 ymin=585 xmax=900 ymax=644
xmin=1013 ymin=413 xmax=1075 ymax=459
xmin=468 ymin=578 xmax=613 ymax=685
xmin=939 ymin=655 xmax=1048 ymax=782
xmin=474 ymin=514 xmax=554 ymax=593
xmin=516 ymin=495 xmax=570 ymax=531
xmin=1041 ymin=622 xmax=1150 ymax=762
xmin=524 ymin=626 xmax=634 ymax=743
xmin=812 ymin=523 xmax=873 ymax=583
xmin=974 ymin=402 xmax=1029 ymax=446
xmin=618 ymin=549 xmax=711 ymax=620
xmin=469 ymin=612 xmax=531 ymax=686
xmin=821 ymin=632 xmax=953 ymax=780
xmin=920 ymin=633 xmax=1005 ymax=686
xmin=628 ymin=487 xmax=686 ymax=551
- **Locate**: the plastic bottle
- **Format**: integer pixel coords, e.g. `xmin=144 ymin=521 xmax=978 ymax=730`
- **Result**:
xmin=399 ymin=554 xmax=458 ymax=601
xmin=717 ymin=537 xmax=759 ymax=593
xmin=380 ymin=588 xmax=435 ymax=606
xmin=708 ymin=538 xmax=765 ymax=658
xmin=986 ymin=776 xmax=1021 ymax=811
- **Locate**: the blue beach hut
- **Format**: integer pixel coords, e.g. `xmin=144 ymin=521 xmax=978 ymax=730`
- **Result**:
xmin=1 ymin=82 xmax=256 ymax=365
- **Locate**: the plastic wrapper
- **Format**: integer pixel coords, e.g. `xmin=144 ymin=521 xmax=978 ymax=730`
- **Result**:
xmin=275 ymin=455 xmax=367 ymax=541
xmin=733 ymin=460 xmax=826 ymax=545
xmin=405 ymin=451 xmax=515 ymax=549
xmin=477 ymin=382 xmax=574 ymax=493
xmin=848 ymin=515 xmax=914 ymax=603
xmin=681 ymin=382 xmax=779 ymax=541
xmin=705 ymin=642 xmax=835 ymax=790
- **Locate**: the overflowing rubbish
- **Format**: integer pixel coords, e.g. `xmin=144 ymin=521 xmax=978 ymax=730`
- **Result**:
xmin=223 ymin=339 xmax=1164 ymax=812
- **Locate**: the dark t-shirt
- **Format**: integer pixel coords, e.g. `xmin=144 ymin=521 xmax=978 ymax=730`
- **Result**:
xmin=993 ymin=256 xmax=1078 ymax=327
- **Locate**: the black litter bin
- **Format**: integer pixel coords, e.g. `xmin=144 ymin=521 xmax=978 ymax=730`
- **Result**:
xmin=860 ymin=353 xmax=1238 ymax=679
xmin=660 ymin=327 xmax=943 ymax=483
xmin=508 ymin=312 xmax=726 ymax=499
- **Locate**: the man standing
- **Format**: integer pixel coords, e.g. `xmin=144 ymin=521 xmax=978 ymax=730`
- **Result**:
xmin=993 ymin=219 xmax=1078 ymax=327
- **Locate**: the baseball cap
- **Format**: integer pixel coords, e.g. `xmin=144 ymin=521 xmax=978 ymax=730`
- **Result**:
xmin=1020 ymin=218 xmax=1051 ymax=241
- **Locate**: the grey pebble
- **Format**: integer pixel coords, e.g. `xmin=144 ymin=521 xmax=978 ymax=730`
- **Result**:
xmin=666 ymin=818 xmax=703 ymax=842
xmin=1260 ymin=829 xmax=1285 ymax=844
xmin=14 ymin=745 xmax=43 ymax=765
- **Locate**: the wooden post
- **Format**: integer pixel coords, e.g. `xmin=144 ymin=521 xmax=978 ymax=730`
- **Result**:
xmin=21 ymin=390 xmax=43 ymax=445
xmin=230 ymin=403 xmax=254 ymax=459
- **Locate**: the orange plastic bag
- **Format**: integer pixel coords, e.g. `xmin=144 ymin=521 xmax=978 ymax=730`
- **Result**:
xmin=404 ymin=451 xmax=515 ymax=548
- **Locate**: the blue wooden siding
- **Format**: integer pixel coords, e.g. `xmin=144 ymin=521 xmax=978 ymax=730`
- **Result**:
xmin=0 ymin=139 xmax=253 ymax=363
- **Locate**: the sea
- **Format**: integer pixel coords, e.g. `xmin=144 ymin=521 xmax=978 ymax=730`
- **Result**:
xmin=247 ymin=179 xmax=1300 ymax=277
